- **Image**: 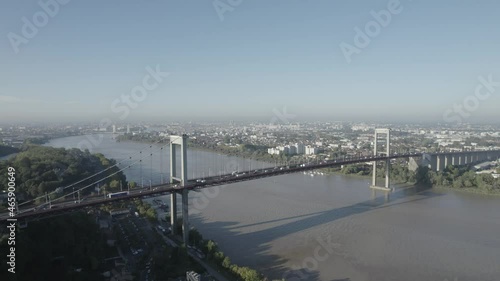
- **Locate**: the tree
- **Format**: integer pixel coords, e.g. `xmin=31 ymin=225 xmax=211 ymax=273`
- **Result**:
xmin=415 ymin=166 xmax=431 ymax=186
xmin=189 ymin=229 xmax=203 ymax=247
xmin=109 ymin=180 xmax=120 ymax=191
xmin=0 ymin=145 xmax=126 ymax=201
xmin=206 ymin=240 xmax=218 ymax=258
xmin=101 ymin=183 xmax=109 ymax=195
xmin=222 ymin=256 xmax=231 ymax=268
xmin=145 ymin=208 xmax=157 ymax=222
xmin=3 ymin=213 xmax=109 ymax=281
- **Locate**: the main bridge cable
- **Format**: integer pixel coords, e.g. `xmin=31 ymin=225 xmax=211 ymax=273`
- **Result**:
xmin=49 ymin=135 xmax=184 ymax=204
xmin=16 ymin=136 xmax=183 ymax=208
xmin=17 ymin=140 xmax=163 ymax=207
xmin=50 ymin=155 xmax=157 ymax=204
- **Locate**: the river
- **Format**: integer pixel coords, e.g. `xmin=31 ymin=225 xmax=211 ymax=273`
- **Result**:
xmin=45 ymin=135 xmax=500 ymax=281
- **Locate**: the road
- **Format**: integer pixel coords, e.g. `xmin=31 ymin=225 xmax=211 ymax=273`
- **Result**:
xmin=156 ymin=231 xmax=231 ymax=281
xmin=141 ymin=197 xmax=230 ymax=281
xmin=3 ymin=152 xmax=430 ymax=220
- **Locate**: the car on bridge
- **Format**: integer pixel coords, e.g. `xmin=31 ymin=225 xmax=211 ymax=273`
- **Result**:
xmin=34 ymin=203 xmax=50 ymax=211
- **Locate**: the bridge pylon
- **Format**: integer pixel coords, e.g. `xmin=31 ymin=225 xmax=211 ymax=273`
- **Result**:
xmin=170 ymin=134 xmax=189 ymax=244
xmin=371 ymin=128 xmax=392 ymax=199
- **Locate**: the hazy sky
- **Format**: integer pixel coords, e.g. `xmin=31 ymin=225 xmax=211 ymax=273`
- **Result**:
xmin=1 ymin=0 xmax=499 ymax=123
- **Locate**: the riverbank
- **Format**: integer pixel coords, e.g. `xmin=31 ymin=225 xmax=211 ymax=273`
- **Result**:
xmin=0 ymin=144 xmax=19 ymax=157
xmin=44 ymin=134 xmax=500 ymax=280
xmin=432 ymin=185 xmax=500 ymax=196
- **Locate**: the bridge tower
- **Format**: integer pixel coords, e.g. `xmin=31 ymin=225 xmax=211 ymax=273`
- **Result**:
xmin=170 ymin=134 xmax=189 ymax=244
xmin=371 ymin=128 xmax=391 ymax=199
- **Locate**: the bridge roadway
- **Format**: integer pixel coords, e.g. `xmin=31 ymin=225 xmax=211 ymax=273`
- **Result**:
xmin=0 ymin=151 xmax=495 ymax=221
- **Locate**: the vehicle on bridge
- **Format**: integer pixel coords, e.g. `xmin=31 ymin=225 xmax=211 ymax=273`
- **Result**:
xmin=107 ymin=191 xmax=129 ymax=198
xmin=34 ymin=202 xmax=50 ymax=211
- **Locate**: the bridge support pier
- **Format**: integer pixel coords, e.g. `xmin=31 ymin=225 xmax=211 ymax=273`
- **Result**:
xmin=182 ymin=188 xmax=189 ymax=244
xmin=437 ymin=155 xmax=445 ymax=172
xmin=481 ymin=151 xmax=487 ymax=161
xmin=444 ymin=155 xmax=451 ymax=169
xmin=429 ymin=155 xmax=438 ymax=171
xmin=169 ymin=134 xmax=189 ymax=243
xmin=170 ymin=192 xmax=177 ymax=229
xmin=370 ymin=129 xmax=391 ymax=198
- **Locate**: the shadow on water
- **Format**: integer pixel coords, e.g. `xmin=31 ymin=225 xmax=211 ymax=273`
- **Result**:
xmin=191 ymin=185 xmax=441 ymax=280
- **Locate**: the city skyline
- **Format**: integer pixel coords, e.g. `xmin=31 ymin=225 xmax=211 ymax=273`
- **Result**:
xmin=1 ymin=0 xmax=500 ymax=123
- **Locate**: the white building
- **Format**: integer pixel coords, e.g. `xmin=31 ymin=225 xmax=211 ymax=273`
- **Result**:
xmin=277 ymin=146 xmax=289 ymax=155
xmin=305 ymin=146 xmax=318 ymax=155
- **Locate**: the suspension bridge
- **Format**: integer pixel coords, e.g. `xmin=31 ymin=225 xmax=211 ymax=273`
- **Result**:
xmin=2 ymin=130 xmax=500 ymax=243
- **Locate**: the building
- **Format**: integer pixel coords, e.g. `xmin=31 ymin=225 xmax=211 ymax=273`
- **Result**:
xmin=474 ymin=161 xmax=496 ymax=171
xmin=268 ymin=144 xmax=307 ymax=155
xmin=278 ymin=146 xmax=289 ymax=155
xmin=305 ymin=146 xmax=318 ymax=155
xmin=186 ymin=271 xmax=209 ymax=281
xmin=295 ymin=143 xmax=305 ymax=154
xmin=267 ymin=148 xmax=280 ymax=155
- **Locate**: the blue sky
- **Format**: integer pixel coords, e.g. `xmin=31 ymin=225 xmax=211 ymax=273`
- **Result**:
xmin=1 ymin=0 xmax=499 ymax=123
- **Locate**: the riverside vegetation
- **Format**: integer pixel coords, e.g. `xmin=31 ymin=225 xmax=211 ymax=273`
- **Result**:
xmin=0 ymin=145 xmax=127 ymax=205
